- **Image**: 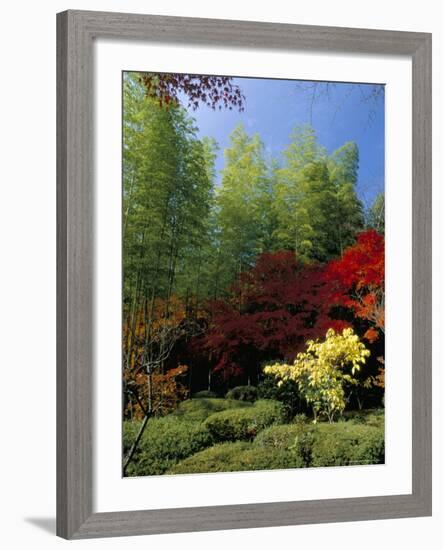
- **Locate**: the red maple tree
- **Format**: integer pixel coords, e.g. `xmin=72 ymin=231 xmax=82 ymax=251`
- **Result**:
xmin=198 ymin=231 xmax=384 ymax=385
xmin=325 ymin=230 xmax=385 ymax=342
xmin=139 ymin=73 xmax=245 ymax=111
xmin=201 ymin=251 xmax=348 ymax=382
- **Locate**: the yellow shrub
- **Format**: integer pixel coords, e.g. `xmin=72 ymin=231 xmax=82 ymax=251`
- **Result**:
xmin=264 ymin=328 xmax=370 ymax=422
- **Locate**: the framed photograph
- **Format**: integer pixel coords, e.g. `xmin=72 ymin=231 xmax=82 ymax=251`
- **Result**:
xmin=57 ymin=10 xmax=432 ymax=539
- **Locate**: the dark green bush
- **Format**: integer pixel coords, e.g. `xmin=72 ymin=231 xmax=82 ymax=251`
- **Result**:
xmin=167 ymin=441 xmax=305 ymax=474
xmin=204 ymin=399 xmax=285 ymax=442
xmin=193 ymin=390 xmax=217 ymax=399
xmin=257 ymin=374 xmax=304 ymax=419
xmin=225 ymin=385 xmax=258 ymax=402
xmin=171 ymin=397 xmax=251 ymax=422
xmin=310 ymin=422 xmax=385 ymax=467
xmin=123 ymin=416 xmax=213 ymax=477
xmin=346 ymin=413 xmax=366 ymax=424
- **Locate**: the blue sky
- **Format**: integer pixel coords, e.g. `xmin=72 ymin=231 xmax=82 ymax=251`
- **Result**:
xmin=185 ymin=77 xmax=385 ymax=209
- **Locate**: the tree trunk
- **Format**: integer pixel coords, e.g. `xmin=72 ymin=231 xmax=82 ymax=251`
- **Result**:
xmin=123 ymin=412 xmax=150 ymax=476
xmin=123 ymin=367 xmax=153 ymax=475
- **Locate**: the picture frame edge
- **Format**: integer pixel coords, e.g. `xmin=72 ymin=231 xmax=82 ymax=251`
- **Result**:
xmin=56 ymin=9 xmax=432 ymax=540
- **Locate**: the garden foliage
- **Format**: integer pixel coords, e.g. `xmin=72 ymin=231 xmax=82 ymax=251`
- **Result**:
xmin=264 ymin=328 xmax=370 ymax=422
xmin=121 ymin=72 xmax=385 ymax=476
xmin=225 ymin=385 xmax=258 ymax=402
xmin=204 ymin=400 xmax=285 ymax=442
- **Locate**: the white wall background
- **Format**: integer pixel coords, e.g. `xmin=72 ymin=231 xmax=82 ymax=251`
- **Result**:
xmin=0 ymin=0 xmax=440 ymax=547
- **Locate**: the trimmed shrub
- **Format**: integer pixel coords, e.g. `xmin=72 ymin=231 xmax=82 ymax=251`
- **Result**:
xmin=193 ymin=390 xmax=217 ymax=399
xmin=124 ymin=405 xmax=385 ymax=476
xmin=341 ymin=408 xmax=385 ymax=428
xmin=254 ymin=423 xmax=304 ymax=449
xmin=254 ymin=423 xmax=314 ymax=465
xmin=204 ymin=399 xmax=285 ymax=442
xmin=254 ymin=420 xmax=384 ymax=468
xmin=364 ymin=412 xmax=385 ymax=429
xmin=225 ymin=385 xmax=258 ymax=402
xmin=123 ymin=416 xmax=213 ymax=477
xmin=310 ymin=422 xmax=385 ymax=467
xmin=172 ymin=398 xmax=251 ymax=422
xmin=167 ymin=442 xmax=250 ymax=474
xmin=167 ymin=441 xmax=305 ymax=475
xmin=168 ymin=419 xmax=384 ymax=475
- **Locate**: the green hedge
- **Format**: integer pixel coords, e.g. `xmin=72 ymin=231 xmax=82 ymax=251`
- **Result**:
xmin=364 ymin=412 xmax=385 ymax=429
xmin=167 ymin=441 xmax=305 ymax=474
xmin=254 ymin=423 xmax=314 ymax=465
xmin=254 ymin=423 xmax=305 ymax=449
xmin=203 ymin=399 xmax=285 ymax=442
xmin=167 ymin=442 xmax=249 ymax=474
xmin=225 ymin=385 xmax=258 ymax=402
xmin=125 ymin=406 xmax=385 ymax=476
xmin=341 ymin=408 xmax=385 ymax=428
xmin=123 ymin=416 xmax=213 ymax=477
xmin=171 ymin=397 xmax=252 ymax=422
xmin=310 ymin=422 xmax=385 ymax=467
xmin=254 ymin=419 xmax=384 ymax=468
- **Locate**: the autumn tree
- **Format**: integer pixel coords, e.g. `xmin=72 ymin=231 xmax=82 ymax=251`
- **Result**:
xmin=125 ymin=364 xmax=189 ymax=422
xmin=325 ymin=230 xmax=385 ymax=394
xmin=138 ymin=72 xmax=245 ymax=111
xmin=201 ymin=250 xmax=349 ymax=386
xmin=326 ymin=230 xmax=385 ymax=338
xmin=198 ymin=232 xmax=384 ymax=393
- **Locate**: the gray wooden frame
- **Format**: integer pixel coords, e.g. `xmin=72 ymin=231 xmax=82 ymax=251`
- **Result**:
xmin=57 ymin=9 xmax=432 ymax=539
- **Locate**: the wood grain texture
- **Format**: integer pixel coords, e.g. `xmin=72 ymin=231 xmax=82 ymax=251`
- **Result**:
xmin=57 ymin=10 xmax=93 ymax=538
xmin=411 ymin=35 xmax=432 ymax=510
xmin=71 ymin=493 xmax=428 ymax=539
xmin=56 ymin=11 xmax=68 ymax=537
xmin=56 ymin=10 xmax=432 ymax=539
xmin=67 ymin=9 xmax=428 ymax=54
